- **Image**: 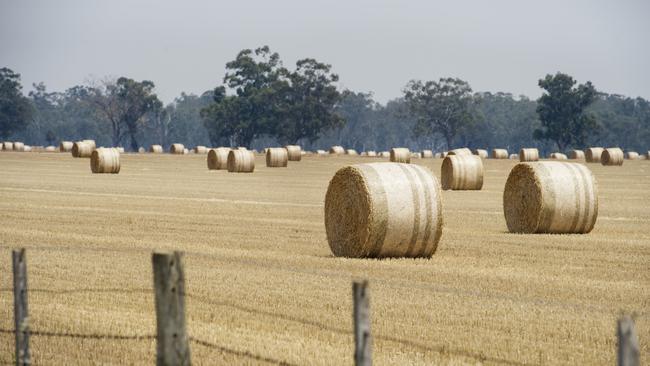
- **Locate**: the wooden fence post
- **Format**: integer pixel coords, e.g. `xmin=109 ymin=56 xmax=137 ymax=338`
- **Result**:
xmin=12 ymin=248 xmax=30 ymax=366
xmin=152 ymin=251 xmax=190 ymax=366
xmin=353 ymin=280 xmax=371 ymax=366
xmin=617 ymin=315 xmax=639 ymax=366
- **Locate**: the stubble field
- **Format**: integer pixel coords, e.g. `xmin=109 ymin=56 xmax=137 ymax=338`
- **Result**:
xmin=0 ymin=152 xmax=648 ymax=365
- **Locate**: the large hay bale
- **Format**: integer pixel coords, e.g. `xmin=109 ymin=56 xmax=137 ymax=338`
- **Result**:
xmin=324 ymin=162 xmax=443 ymax=258
xmin=441 ymin=154 xmax=484 ymax=190
xmin=227 ymin=149 xmax=255 ymax=172
xmin=170 ymin=143 xmax=184 ymax=154
xmin=346 ymin=149 xmax=358 ymax=156
xmin=2 ymin=142 xmax=14 ymax=151
xmin=72 ymin=141 xmax=93 ymax=158
xmin=183 ymin=148 xmax=189 ymax=154
xmin=519 ymin=148 xmax=539 ymax=162
xmin=473 ymin=149 xmax=488 ymax=159
xmin=626 ymin=151 xmax=639 ymax=160
xmin=550 ymin=152 xmax=568 ymax=160
xmin=421 ymin=150 xmax=433 ymax=158
xmin=285 ymin=145 xmax=302 ymax=161
xmin=266 ymin=147 xmax=288 ymax=167
xmin=194 ymin=146 xmax=208 ymax=154
xmin=503 ymin=162 xmax=598 ymax=233
xmin=367 ymin=151 xmax=377 ymax=157
xmin=448 ymin=147 xmax=472 ymax=156
xmin=601 ymin=147 xmax=624 ymax=166
xmin=149 ymin=145 xmax=163 ymax=153
xmin=585 ymin=147 xmax=604 ymax=163
xmin=491 ymin=149 xmax=508 ymax=159
xmin=207 ymin=147 xmax=230 ymax=170
xmin=329 ymin=146 xmax=345 ymax=155
xmin=82 ymin=139 xmax=96 ymax=150
xmin=390 ymin=148 xmax=410 ymax=163
xmin=59 ymin=141 xmax=73 ymax=152
xmin=13 ymin=142 xmax=25 ymax=152
xmin=90 ymin=148 xmax=121 ymax=174
xmin=569 ymin=150 xmax=585 ymax=159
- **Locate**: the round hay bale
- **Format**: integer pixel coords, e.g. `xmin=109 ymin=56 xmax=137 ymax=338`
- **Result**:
xmin=194 ymin=146 xmax=208 ymax=154
xmin=324 ymin=162 xmax=443 ymax=258
xmin=601 ymin=147 xmax=624 ymax=166
xmin=346 ymin=149 xmax=358 ymax=155
xmin=421 ymin=150 xmax=433 ymax=158
xmin=23 ymin=146 xmax=32 ymax=152
xmin=227 ymin=149 xmax=255 ymax=173
xmin=13 ymin=142 xmax=25 ymax=152
xmin=509 ymin=154 xmax=518 ymax=160
xmin=116 ymin=147 xmax=125 ymax=153
xmin=237 ymin=146 xmax=248 ymax=151
xmin=390 ymin=148 xmax=410 ymax=163
xmin=646 ymin=151 xmax=650 ymax=160
xmin=329 ymin=146 xmax=345 ymax=155
xmin=367 ymin=151 xmax=377 ymax=157
xmin=440 ymin=151 xmax=449 ymax=158
xmin=45 ymin=146 xmax=56 ymax=152
xmin=149 ymin=145 xmax=163 ymax=153
xmin=626 ymin=151 xmax=639 ymax=160
xmin=448 ymin=147 xmax=472 ymax=156
xmin=170 ymin=143 xmax=184 ymax=154
xmin=584 ymin=147 xmax=604 ymax=163
xmin=72 ymin=141 xmax=93 ymax=158
xmin=82 ymin=140 xmax=96 ymax=150
xmin=503 ymin=162 xmax=598 ymax=233
xmin=434 ymin=152 xmax=441 ymax=158
xmin=360 ymin=152 xmax=367 ymax=156
xmin=519 ymin=148 xmax=539 ymax=162
xmin=207 ymin=147 xmax=230 ymax=170
xmin=473 ymin=149 xmax=488 ymax=159
xmin=138 ymin=147 xmax=145 ymax=153
xmin=90 ymin=148 xmax=121 ymax=174
xmin=379 ymin=151 xmax=390 ymax=158
xmin=3 ymin=142 xmax=14 ymax=151
xmin=266 ymin=147 xmax=288 ymax=167
xmin=569 ymin=150 xmax=585 ymax=160
xmin=411 ymin=153 xmax=420 ymax=159
xmin=59 ymin=141 xmax=73 ymax=152
xmin=285 ymin=145 xmax=302 ymax=161
xmin=550 ymin=152 xmax=568 ymax=160
xmin=316 ymin=149 xmax=327 ymax=155
xmin=441 ymin=154 xmax=484 ymax=190
xmin=491 ymin=149 xmax=508 ymax=159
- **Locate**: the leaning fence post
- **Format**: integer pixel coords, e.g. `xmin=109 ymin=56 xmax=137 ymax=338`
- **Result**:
xmin=353 ymin=280 xmax=371 ymax=366
xmin=617 ymin=315 xmax=639 ymax=366
xmin=152 ymin=251 xmax=190 ymax=366
xmin=12 ymin=248 xmax=30 ymax=366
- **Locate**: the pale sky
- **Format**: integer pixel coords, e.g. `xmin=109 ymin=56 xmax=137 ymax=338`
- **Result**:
xmin=1 ymin=0 xmax=648 ymax=104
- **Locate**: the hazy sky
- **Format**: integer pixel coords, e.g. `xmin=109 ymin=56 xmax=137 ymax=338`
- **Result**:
xmin=1 ymin=0 xmax=648 ymax=104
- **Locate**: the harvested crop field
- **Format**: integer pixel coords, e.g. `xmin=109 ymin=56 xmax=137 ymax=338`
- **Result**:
xmin=0 ymin=152 xmax=648 ymax=365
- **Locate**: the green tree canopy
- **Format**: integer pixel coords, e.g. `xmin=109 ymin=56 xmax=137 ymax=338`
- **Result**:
xmin=0 ymin=67 xmax=32 ymax=139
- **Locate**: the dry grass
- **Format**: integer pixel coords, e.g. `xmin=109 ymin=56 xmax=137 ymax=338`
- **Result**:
xmin=0 ymin=152 xmax=648 ymax=365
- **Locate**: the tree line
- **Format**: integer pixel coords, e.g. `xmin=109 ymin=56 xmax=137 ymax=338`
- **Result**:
xmin=1 ymin=47 xmax=649 ymax=155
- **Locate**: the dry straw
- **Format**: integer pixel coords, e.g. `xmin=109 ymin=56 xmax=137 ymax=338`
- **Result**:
xmin=390 ymin=148 xmax=411 ymax=163
xmin=316 ymin=149 xmax=327 ymax=155
xmin=346 ymin=149 xmax=358 ymax=155
xmin=569 ymin=150 xmax=585 ymax=159
xmin=194 ymin=146 xmax=208 ymax=154
xmin=440 ymin=151 xmax=449 ymax=158
xmin=366 ymin=151 xmax=377 ymax=157
xmin=2 ymin=142 xmax=14 ymax=151
xmin=491 ymin=149 xmax=508 ymax=159
xmin=266 ymin=147 xmax=288 ymax=167
xmin=116 ymin=147 xmax=125 ymax=153
xmin=90 ymin=148 xmax=121 ymax=174
xmin=625 ymin=151 xmax=639 ymax=160
xmin=550 ymin=153 xmax=568 ymax=160
xmin=23 ymin=146 xmax=32 ymax=152
xmin=324 ymin=162 xmax=443 ymax=258
xmin=227 ymin=149 xmax=255 ymax=172
xmin=285 ymin=145 xmax=302 ymax=161
xmin=380 ymin=151 xmax=390 ymax=158
xmin=207 ymin=147 xmax=230 ymax=170
xmin=441 ymin=154 xmax=484 ymax=190
xmin=13 ymin=142 xmax=25 ymax=152
xmin=503 ymin=161 xmax=598 ymax=233
xmin=584 ymin=147 xmax=604 ymax=163
xmin=183 ymin=148 xmax=189 ymax=154
xmin=509 ymin=154 xmax=518 ymax=160
xmin=601 ymin=147 xmax=624 ymax=166
xmin=170 ymin=143 xmax=184 ymax=154
xmin=329 ymin=146 xmax=345 ymax=155
xmin=149 ymin=145 xmax=163 ymax=153
xmin=473 ymin=149 xmax=488 ymax=159
xmin=448 ymin=147 xmax=472 ymax=156
xmin=72 ymin=141 xmax=93 ymax=158
xmin=421 ymin=150 xmax=433 ymax=158
xmin=59 ymin=141 xmax=73 ymax=152
xmin=45 ymin=146 xmax=56 ymax=152
xmin=519 ymin=148 xmax=539 ymax=162
xmin=82 ymin=139 xmax=96 ymax=150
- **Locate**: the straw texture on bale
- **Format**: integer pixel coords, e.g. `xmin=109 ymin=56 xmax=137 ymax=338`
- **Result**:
xmin=90 ymin=148 xmax=121 ymax=174
xmin=170 ymin=143 xmax=184 ymax=154
xmin=491 ymin=149 xmax=508 ymax=159
xmin=519 ymin=148 xmax=539 ymax=162
xmin=194 ymin=146 xmax=208 ymax=154
xmin=149 ymin=145 xmax=163 ymax=153
xmin=585 ymin=147 xmax=604 ymax=163
xmin=45 ymin=146 xmax=56 ymax=152
xmin=207 ymin=147 xmax=230 ymax=170
xmin=59 ymin=141 xmax=73 ymax=152
xmin=13 ymin=142 xmax=25 ymax=152
xmin=366 ymin=151 xmax=377 ymax=157
xmin=441 ymin=155 xmax=484 ymax=190
xmin=2 ymin=142 xmax=14 ymax=151
xmin=72 ymin=142 xmax=93 ymax=158
xmin=569 ymin=150 xmax=585 ymax=160
xmin=329 ymin=146 xmax=345 ymax=155
xmin=390 ymin=148 xmax=411 ymax=163
xmin=266 ymin=147 xmax=288 ymax=167
xmin=625 ymin=151 xmax=639 ymax=160
xmin=227 ymin=149 xmax=255 ymax=172
xmin=346 ymin=149 xmax=358 ymax=155
xmin=285 ymin=145 xmax=302 ymax=161
xmin=550 ymin=153 xmax=568 ymax=160
xmin=324 ymin=162 xmax=443 ymax=258
xmin=503 ymin=162 xmax=598 ymax=234
xmin=82 ymin=139 xmax=96 ymax=150
xmin=421 ymin=150 xmax=433 ymax=158
xmin=473 ymin=149 xmax=488 ymax=159
xmin=448 ymin=147 xmax=472 ymax=156
xmin=601 ymin=147 xmax=624 ymax=166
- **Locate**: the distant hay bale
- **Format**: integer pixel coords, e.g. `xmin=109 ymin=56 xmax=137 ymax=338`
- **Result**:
xmin=194 ymin=146 xmax=208 ymax=154
xmin=59 ymin=141 xmax=73 ymax=152
xmin=237 ymin=146 xmax=248 ymax=151
xmin=45 ymin=146 xmax=56 ymax=152
xmin=285 ymin=145 xmax=302 ymax=161
xmin=441 ymin=154 xmax=484 ymax=190
xmin=316 ymin=149 xmax=327 ymax=155
xmin=2 ymin=142 xmax=14 ymax=151
xmin=324 ymin=162 xmax=443 ymax=258
xmin=601 ymin=147 xmax=624 ymax=166
xmin=227 ymin=149 xmax=255 ymax=172
xmin=550 ymin=152 xmax=568 ymax=160
xmin=13 ymin=142 xmax=25 ymax=152
xmin=421 ymin=150 xmax=433 ymax=158
xmin=183 ymin=148 xmax=189 ymax=154
xmin=266 ymin=147 xmax=288 ymax=167
xmin=82 ymin=140 xmax=96 ymax=150
xmin=367 ymin=151 xmax=377 ymax=157
xmin=625 ymin=151 xmax=639 ymax=160
xmin=390 ymin=148 xmax=410 ymax=163
xmin=170 ymin=143 xmax=184 ymax=154
xmin=519 ymin=148 xmax=539 ymax=162
xmin=329 ymin=146 xmax=345 ymax=155
xmin=503 ymin=162 xmax=598 ymax=233
xmin=440 ymin=151 xmax=449 ymax=158
xmin=434 ymin=153 xmax=441 ymax=158
xmin=116 ymin=147 xmax=125 ymax=153
xmin=509 ymin=154 xmax=518 ymax=159
xmin=90 ymin=148 xmax=121 ymax=174
xmin=72 ymin=141 xmax=93 ymax=158
xmin=23 ymin=146 xmax=32 ymax=152
xmin=207 ymin=147 xmax=230 ymax=170
xmin=585 ymin=147 xmax=604 ymax=163
xmin=138 ymin=147 xmax=145 ymax=153
xmin=473 ymin=149 xmax=488 ymax=159
xmin=491 ymin=149 xmax=508 ymax=159
xmin=569 ymin=150 xmax=585 ymax=160
xmin=346 ymin=149 xmax=358 ymax=155
xmin=149 ymin=145 xmax=163 ymax=153
xmin=360 ymin=151 xmax=367 ymax=156
xmin=411 ymin=153 xmax=420 ymax=159
xmin=448 ymin=147 xmax=472 ymax=156
xmin=379 ymin=151 xmax=390 ymax=158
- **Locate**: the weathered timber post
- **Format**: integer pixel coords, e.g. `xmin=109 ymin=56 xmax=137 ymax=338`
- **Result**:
xmin=353 ymin=280 xmax=371 ymax=366
xmin=13 ymin=248 xmax=30 ymax=366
